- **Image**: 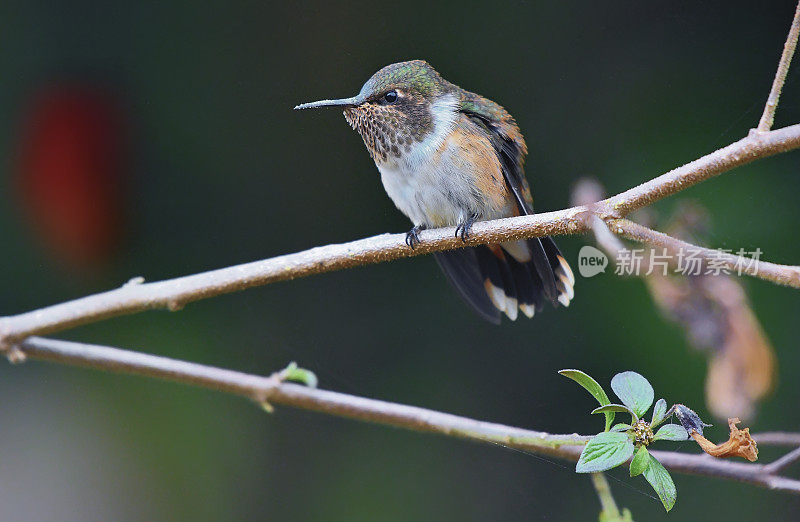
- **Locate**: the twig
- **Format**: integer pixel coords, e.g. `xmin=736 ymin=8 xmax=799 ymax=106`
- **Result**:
xmin=587 ymin=215 xmax=628 ymax=258
xmin=599 ymin=123 xmax=800 ymax=216
xmin=609 ymin=218 xmax=800 ymax=288
xmin=757 ymin=1 xmax=800 ymax=132
xmin=571 ymin=178 xmax=644 ymax=277
xmin=12 ymin=336 xmax=800 ymax=495
xmin=0 ymin=207 xmax=583 ymax=349
xmin=573 ymin=179 xmax=800 ymax=288
xmin=571 ymin=178 xmax=629 ymax=256
xmin=754 ymin=432 xmax=800 ymax=447
xmin=3 ymin=125 xmax=800 ymax=348
xmin=590 ymin=473 xmax=626 ymax=519
xmin=18 ymin=336 xmax=589 ymax=450
xmin=765 ymin=447 xmax=800 ymax=473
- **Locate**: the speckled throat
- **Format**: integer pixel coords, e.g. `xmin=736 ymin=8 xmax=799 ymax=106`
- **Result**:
xmin=343 ymin=97 xmax=434 ymax=164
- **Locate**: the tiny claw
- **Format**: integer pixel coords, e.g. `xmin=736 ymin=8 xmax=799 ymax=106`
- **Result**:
xmin=405 ymin=225 xmax=425 ymax=249
xmin=455 ymin=215 xmax=477 ymax=243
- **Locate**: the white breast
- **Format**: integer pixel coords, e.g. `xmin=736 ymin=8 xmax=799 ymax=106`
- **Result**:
xmin=376 ymin=94 xmax=496 ymax=227
xmin=378 ymin=161 xmax=462 ymax=227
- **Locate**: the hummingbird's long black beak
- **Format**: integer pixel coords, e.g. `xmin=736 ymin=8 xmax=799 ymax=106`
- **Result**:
xmin=294 ymin=94 xmax=366 ymax=110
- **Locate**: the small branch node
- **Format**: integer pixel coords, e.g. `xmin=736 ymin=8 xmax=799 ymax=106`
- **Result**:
xmin=123 ymin=276 xmax=146 ymax=287
xmin=252 ymin=372 xmax=284 ymax=407
xmin=5 ymin=346 xmax=27 ymax=364
xmin=166 ymin=299 xmax=186 ymax=312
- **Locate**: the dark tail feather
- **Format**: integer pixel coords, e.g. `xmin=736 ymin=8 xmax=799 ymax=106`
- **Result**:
xmin=507 ymin=257 xmax=541 ymax=318
xmin=527 ymin=238 xmax=559 ymax=301
xmin=540 ymin=236 xmax=576 ymax=307
xmin=433 ymin=249 xmax=502 ymax=324
xmin=432 ymin=237 xmax=575 ymax=323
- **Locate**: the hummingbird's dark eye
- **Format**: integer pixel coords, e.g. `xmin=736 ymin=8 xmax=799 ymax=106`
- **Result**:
xmin=382 ymin=90 xmax=398 ymax=104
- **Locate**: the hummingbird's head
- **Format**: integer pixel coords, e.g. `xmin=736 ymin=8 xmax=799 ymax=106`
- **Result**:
xmin=295 ymin=60 xmax=457 ymax=163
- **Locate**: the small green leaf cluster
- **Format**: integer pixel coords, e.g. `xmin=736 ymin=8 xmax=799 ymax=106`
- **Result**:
xmin=279 ymin=361 xmax=319 ymax=388
xmin=559 ymin=370 xmax=690 ymax=512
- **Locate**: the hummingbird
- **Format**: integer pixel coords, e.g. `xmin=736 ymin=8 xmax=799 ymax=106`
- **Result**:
xmin=295 ymin=60 xmax=574 ymax=323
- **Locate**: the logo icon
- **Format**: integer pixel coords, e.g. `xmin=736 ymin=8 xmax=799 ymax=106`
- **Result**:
xmin=578 ymin=246 xmax=608 ymax=278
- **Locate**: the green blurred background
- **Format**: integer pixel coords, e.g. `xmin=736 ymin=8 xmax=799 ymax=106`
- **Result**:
xmin=2 ymin=1 xmax=800 ymax=520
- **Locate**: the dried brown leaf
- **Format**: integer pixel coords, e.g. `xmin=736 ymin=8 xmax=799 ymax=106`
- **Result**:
xmin=690 ymin=417 xmax=758 ymax=462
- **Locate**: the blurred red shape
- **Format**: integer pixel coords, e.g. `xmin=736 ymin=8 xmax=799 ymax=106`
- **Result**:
xmin=15 ymin=83 xmax=127 ymax=270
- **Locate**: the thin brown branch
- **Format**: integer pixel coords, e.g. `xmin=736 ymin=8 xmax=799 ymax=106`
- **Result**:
xmin=600 ymin=124 xmax=800 ymax=216
xmin=757 ymin=1 xmax=800 ymax=132
xmin=608 ymin=219 xmax=800 ymax=289
xmin=754 ymin=432 xmax=800 ymax=447
xmin=765 ymin=447 xmax=800 ymax=473
xmin=644 ymin=449 xmax=800 ymax=494
xmin=17 ymin=337 xmax=590 ymax=450
xmin=3 ymin=125 xmax=800 ymax=349
xmin=0 ymin=207 xmax=584 ymax=349
xmin=12 ymin=336 xmax=800 ymax=495
xmin=572 ymin=179 xmax=794 ymax=289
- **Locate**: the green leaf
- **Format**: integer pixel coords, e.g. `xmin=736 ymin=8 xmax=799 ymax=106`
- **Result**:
xmin=611 ymin=371 xmax=654 ymax=419
xmin=654 ymin=424 xmax=689 ymax=442
xmin=643 ymin=456 xmax=677 ymax=511
xmin=591 ymin=404 xmax=638 ymax=422
xmin=559 ymin=369 xmax=614 ymax=431
xmin=576 ymin=432 xmax=635 ymax=473
xmin=630 ymin=445 xmax=650 ymax=477
xmin=280 ymin=362 xmax=319 ymax=388
xmin=610 ymin=423 xmax=632 ymax=432
xmin=651 ymin=398 xmax=668 ymax=427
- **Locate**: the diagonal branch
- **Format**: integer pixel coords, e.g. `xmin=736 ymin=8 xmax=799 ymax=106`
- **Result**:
xmin=3 ymin=124 xmax=800 ymax=348
xmin=765 ymin=447 xmax=800 ymax=473
xmin=0 ymin=207 xmax=583 ymax=349
xmin=12 ymin=336 xmax=800 ymax=495
xmin=599 ymin=123 xmax=800 ymax=216
xmin=757 ymin=0 xmax=800 ymax=132
xmin=574 ymin=178 xmax=800 ymax=288
xmin=608 ymin=218 xmax=800 ymax=288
